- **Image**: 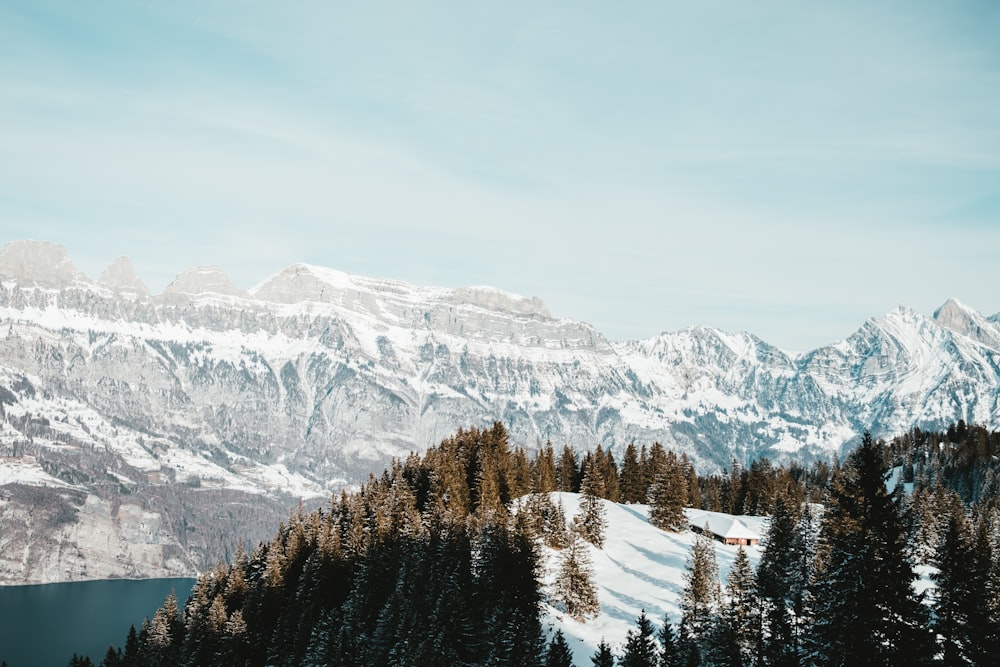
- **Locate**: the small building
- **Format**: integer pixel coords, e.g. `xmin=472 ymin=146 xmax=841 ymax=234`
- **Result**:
xmin=686 ymin=509 xmax=762 ymax=546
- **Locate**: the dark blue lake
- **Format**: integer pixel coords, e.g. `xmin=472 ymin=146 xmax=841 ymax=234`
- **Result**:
xmin=0 ymin=577 xmax=196 ymax=667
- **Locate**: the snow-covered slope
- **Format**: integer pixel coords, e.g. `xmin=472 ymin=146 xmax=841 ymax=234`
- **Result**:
xmin=539 ymin=493 xmax=765 ymax=665
xmin=1 ymin=239 xmax=999 ymax=583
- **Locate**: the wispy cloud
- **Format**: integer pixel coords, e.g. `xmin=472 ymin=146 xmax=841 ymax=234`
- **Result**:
xmin=1 ymin=0 xmax=999 ymax=350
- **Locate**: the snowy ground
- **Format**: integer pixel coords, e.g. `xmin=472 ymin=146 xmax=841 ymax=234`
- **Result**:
xmin=538 ymin=492 xmax=765 ymax=666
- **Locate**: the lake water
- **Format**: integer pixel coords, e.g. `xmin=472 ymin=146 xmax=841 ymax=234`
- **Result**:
xmin=0 ymin=577 xmax=196 ymax=667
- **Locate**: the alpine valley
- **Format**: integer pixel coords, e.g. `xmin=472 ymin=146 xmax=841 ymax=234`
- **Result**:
xmin=1 ymin=239 xmax=999 ymax=584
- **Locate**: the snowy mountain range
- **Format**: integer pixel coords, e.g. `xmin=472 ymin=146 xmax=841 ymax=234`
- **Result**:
xmin=1 ymin=239 xmax=998 ymax=583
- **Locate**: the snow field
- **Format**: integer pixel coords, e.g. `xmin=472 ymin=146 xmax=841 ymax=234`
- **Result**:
xmin=538 ymin=492 xmax=763 ymax=666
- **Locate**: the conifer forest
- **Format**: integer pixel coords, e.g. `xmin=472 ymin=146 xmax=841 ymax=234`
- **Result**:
xmin=70 ymin=421 xmax=1000 ymax=666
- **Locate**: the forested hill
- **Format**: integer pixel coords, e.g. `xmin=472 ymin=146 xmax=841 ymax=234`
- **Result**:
xmin=71 ymin=421 xmax=1000 ymax=667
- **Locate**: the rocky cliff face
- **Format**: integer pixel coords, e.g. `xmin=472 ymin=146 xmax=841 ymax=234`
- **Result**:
xmin=1 ymin=239 xmax=999 ymax=583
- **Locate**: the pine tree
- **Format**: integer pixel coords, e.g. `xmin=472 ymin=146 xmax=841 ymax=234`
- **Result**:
xmin=544 ymin=630 xmax=575 ymax=667
xmin=756 ymin=494 xmax=805 ymax=667
xmin=744 ymin=458 xmax=776 ymax=515
xmin=577 ymin=457 xmax=608 ymax=547
xmin=220 ymin=609 xmax=248 ymax=665
xmin=558 ymin=445 xmax=580 ymax=492
xmin=789 ymin=502 xmax=819 ymax=661
xmin=621 ymin=443 xmax=647 ymax=503
xmin=548 ymin=495 xmax=571 ymax=549
xmin=98 ymin=646 xmax=121 ymax=667
xmin=807 ymin=432 xmax=934 ymax=666
xmin=932 ymin=507 xmax=995 ymax=666
xmin=554 ymin=533 xmax=600 ymax=620
xmin=970 ymin=514 xmax=1000 ymax=664
xmin=703 ymin=476 xmax=723 ymax=512
xmin=679 ymin=528 xmax=721 ymax=661
xmin=121 ymin=625 xmax=139 ymax=667
xmin=646 ymin=443 xmax=669 ymax=493
xmin=932 ymin=508 xmax=970 ymax=666
xmin=142 ymin=590 xmax=183 ymax=665
xmin=533 ymin=442 xmax=558 ymax=493
xmin=620 ymin=610 xmax=660 ymax=667
xmin=591 ymin=638 xmax=615 ymax=667
xmin=683 ymin=454 xmax=701 ymax=509
xmin=511 ymin=447 xmax=534 ymax=498
xmin=719 ymin=546 xmax=758 ymax=666
xmin=658 ymin=617 xmax=680 ymax=667
xmin=597 ymin=445 xmax=621 ymax=502
xmin=649 ymin=452 xmax=687 ymax=532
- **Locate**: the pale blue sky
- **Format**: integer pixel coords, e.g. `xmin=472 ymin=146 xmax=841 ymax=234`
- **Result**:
xmin=2 ymin=1 xmax=998 ymax=351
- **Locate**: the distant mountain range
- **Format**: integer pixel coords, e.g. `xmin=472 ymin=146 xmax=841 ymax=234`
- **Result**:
xmin=0 ymin=238 xmax=998 ymax=583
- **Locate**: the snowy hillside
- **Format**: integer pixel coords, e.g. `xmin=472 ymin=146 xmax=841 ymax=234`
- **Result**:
xmin=539 ymin=493 xmax=765 ymax=666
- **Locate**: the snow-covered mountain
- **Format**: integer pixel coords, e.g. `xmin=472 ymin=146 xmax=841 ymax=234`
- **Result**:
xmin=1 ymin=239 xmax=998 ymax=583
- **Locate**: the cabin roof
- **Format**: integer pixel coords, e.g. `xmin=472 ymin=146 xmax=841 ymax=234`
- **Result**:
xmin=685 ymin=509 xmax=763 ymax=541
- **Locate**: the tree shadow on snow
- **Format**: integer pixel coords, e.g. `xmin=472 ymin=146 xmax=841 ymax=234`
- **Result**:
xmin=615 ymin=504 xmax=652 ymax=523
xmin=609 ymin=549 xmax=682 ymax=594
xmin=625 ymin=541 xmax=689 ymax=575
xmin=600 ymin=585 xmax=668 ymax=622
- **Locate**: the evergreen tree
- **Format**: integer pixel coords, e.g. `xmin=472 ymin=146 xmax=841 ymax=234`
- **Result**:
xmin=721 ymin=459 xmax=747 ymax=515
xmin=649 ymin=452 xmax=687 ymax=532
xmin=544 ymin=630 xmax=575 ymax=667
xmin=621 ymin=443 xmax=647 ymax=503
xmin=578 ymin=457 xmax=608 ymax=547
xmin=703 ymin=476 xmax=724 ymax=513
xmin=558 ymin=445 xmax=581 ymax=492
xmin=679 ymin=529 xmax=721 ymax=661
xmin=646 ymin=443 xmax=669 ymax=493
xmin=511 ymin=447 xmax=534 ymax=498
xmin=718 ymin=546 xmax=758 ymax=666
xmin=971 ymin=514 xmax=1000 ymax=664
xmin=744 ymin=458 xmax=776 ymax=515
xmin=548 ymin=495 xmax=571 ymax=549
xmin=932 ymin=507 xmax=995 ymax=666
xmin=220 ymin=609 xmax=249 ymax=665
xmin=121 ymin=625 xmax=139 ymax=667
xmin=597 ymin=445 xmax=621 ymax=502
xmin=479 ymin=520 xmax=545 ymax=667
xmin=591 ymin=638 xmax=615 ymax=667
xmin=756 ymin=494 xmax=804 ymax=667
xmin=620 ymin=610 xmax=660 ymax=667
xmin=683 ymin=455 xmax=701 ymax=509
xmin=931 ymin=509 xmax=967 ymax=666
xmin=658 ymin=617 xmax=680 ymax=667
xmin=534 ymin=442 xmax=559 ymax=493
xmin=99 ymin=646 xmax=121 ymax=667
xmin=142 ymin=591 xmax=183 ymax=665
xmin=554 ymin=533 xmax=600 ymax=620
xmin=807 ymin=432 xmax=934 ymax=666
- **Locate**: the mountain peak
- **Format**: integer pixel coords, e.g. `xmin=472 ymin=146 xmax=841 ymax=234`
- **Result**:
xmin=98 ymin=256 xmax=149 ymax=295
xmin=448 ymin=286 xmax=550 ymax=318
xmin=250 ymin=263 xmax=357 ymax=304
xmin=932 ymin=298 xmax=1000 ymax=350
xmin=933 ymin=297 xmax=977 ymax=326
xmin=164 ymin=266 xmax=246 ymax=298
xmin=0 ymin=240 xmax=85 ymax=287
xmin=251 ymin=263 xmax=551 ymax=318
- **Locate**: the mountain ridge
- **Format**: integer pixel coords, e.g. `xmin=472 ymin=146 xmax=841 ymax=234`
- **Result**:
xmin=1 ymin=238 xmax=999 ymax=583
